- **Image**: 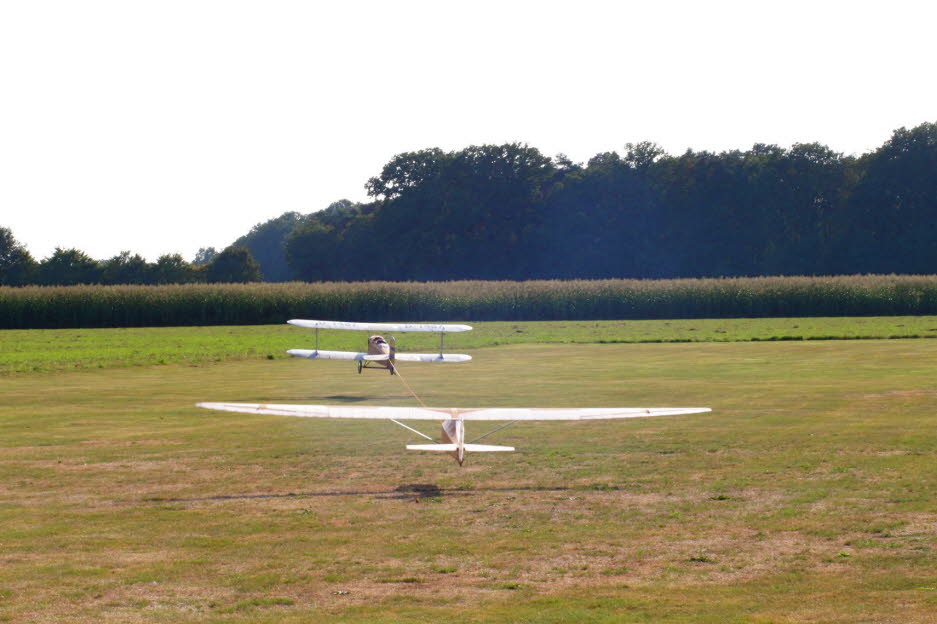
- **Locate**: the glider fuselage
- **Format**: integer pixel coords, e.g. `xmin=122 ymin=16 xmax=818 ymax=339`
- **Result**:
xmin=440 ymin=418 xmax=466 ymax=465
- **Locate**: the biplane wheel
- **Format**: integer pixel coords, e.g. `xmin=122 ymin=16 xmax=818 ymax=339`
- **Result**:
xmin=357 ymin=361 xmax=363 ymax=374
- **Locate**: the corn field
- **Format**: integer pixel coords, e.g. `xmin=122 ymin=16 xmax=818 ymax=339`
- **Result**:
xmin=2 ymin=275 xmax=937 ymax=329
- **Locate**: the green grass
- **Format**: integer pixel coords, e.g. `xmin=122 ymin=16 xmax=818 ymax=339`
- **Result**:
xmin=0 ymin=324 xmax=936 ymax=621
xmin=4 ymin=315 xmax=937 ymax=374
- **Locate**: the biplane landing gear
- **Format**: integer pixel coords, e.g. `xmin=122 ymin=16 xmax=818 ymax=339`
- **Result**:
xmin=357 ymin=360 xmax=363 ymax=374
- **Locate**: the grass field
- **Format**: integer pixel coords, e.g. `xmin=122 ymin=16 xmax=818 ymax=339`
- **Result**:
xmin=3 ymin=315 xmax=937 ymax=375
xmin=1 ymin=323 xmax=936 ymax=622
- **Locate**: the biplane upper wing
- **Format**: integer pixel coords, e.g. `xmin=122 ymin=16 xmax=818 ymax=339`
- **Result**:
xmin=288 ymin=319 xmax=472 ymax=333
xmin=196 ymin=403 xmax=710 ymax=420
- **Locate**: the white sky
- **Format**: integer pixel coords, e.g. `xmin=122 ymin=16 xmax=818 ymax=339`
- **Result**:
xmin=1 ymin=0 xmax=935 ymax=261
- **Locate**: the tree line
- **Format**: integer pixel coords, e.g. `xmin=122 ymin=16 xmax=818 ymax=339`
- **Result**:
xmin=0 ymin=239 xmax=262 ymax=286
xmin=2 ymin=121 xmax=935 ymax=286
xmin=282 ymin=121 xmax=937 ymax=281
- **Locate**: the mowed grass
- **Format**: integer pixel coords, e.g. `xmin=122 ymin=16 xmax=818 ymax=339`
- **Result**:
xmin=1 ymin=331 xmax=936 ymax=622
xmin=4 ymin=315 xmax=937 ymax=374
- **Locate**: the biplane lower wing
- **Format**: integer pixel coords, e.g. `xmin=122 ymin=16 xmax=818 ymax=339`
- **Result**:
xmin=393 ymin=353 xmax=472 ymax=362
xmin=287 ymin=350 xmax=466 ymax=362
xmin=196 ymin=403 xmax=711 ymax=421
xmin=286 ymin=349 xmax=386 ymax=361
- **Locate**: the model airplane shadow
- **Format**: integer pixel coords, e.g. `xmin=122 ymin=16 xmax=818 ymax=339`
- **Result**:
xmin=141 ymin=484 xmax=573 ymax=503
xmin=227 ymin=395 xmax=404 ymax=403
xmin=320 ymin=395 xmax=407 ymax=403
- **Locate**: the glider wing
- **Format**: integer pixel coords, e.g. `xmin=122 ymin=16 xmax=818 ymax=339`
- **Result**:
xmin=196 ymin=403 xmax=710 ymax=421
xmin=198 ymin=403 xmax=458 ymax=420
xmin=456 ymin=407 xmax=710 ymax=420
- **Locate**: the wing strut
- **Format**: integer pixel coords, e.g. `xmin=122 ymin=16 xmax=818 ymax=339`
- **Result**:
xmin=390 ymin=418 xmax=434 ymax=441
xmin=467 ymin=420 xmax=519 ymax=444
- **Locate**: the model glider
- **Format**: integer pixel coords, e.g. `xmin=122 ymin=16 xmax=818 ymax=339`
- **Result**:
xmin=196 ymin=403 xmax=712 ymax=465
xmin=286 ymin=319 xmax=472 ymax=374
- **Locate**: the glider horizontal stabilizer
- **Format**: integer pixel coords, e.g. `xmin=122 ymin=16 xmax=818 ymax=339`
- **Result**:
xmin=406 ymin=443 xmax=515 ymax=452
xmin=406 ymin=444 xmax=458 ymax=451
xmin=463 ymin=444 xmax=514 ymax=452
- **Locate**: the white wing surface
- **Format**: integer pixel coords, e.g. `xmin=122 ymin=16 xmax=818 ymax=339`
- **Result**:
xmin=453 ymin=407 xmax=710 ymax=420
xmin=196 ymin=403 xmax=710 ymax=421
xmin=288 ymin=319 xmax=472 ymax=333
xmin=394 ymin=353 xmax=472 ymax=362
xmin=287 ymin=349 xmax=373 ymax=361
xmin=405 ymin=444 xmax=458 ymax=451
xmin=287 ymin=349 xmax=466 ymax=362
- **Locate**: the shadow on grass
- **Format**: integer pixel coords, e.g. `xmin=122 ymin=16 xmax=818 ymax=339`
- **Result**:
xmin=321 ymin=395 xmax=374 ymax=402
xmin=140 ymin=483 xmax=573 ymax=503
xmin=229 ymin=395 xmax=411 ymax=403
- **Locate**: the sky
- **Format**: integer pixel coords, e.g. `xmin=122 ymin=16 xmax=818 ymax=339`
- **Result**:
xmin=1 ymin=0 xmax=935 ymax=261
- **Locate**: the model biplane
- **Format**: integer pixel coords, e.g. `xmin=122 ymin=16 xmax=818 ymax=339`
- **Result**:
xmin=285 ymin=319 xmax=471 ymax=374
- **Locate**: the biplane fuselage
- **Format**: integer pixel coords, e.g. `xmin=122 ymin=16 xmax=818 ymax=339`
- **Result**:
xmin=366 ymin=335 xmax=394 ymax=372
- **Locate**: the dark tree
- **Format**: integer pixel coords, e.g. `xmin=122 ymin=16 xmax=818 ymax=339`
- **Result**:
xmin=192 ymin=247 xmax=219 ymax=266
xmin=286 ymin=220 xmax=339 ymax=282
xmin=355 ymin=143 xmax=557 ymax=280
xmin=285 ymin=200 xmax=363 ymax=282
xmin=365 ymin=148 xmax=448 ymax=201
xmin=101 ymin=251 xmax=151 ymax=285
xmin=152 ymin=254 xmax=197 ymax=284
xmin=0 ymin=227 xmax=38 ymax=286
xmin=844 ymin=122 xmax=937 ymax=274
xmin=531 ymin=150 xmax=661 ymax=278
xmin=38 ymin=248 xmax=102 ymax=285
xmin=233 ymin=211 xmax=305 ymax=281
xmin=624 ymin=141 xmax=666 ymax=171
xmin=205 ymin=246 xmax=262 ymax=283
